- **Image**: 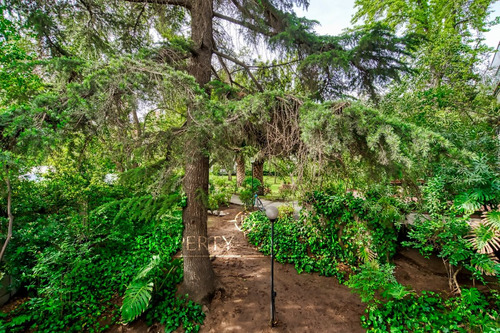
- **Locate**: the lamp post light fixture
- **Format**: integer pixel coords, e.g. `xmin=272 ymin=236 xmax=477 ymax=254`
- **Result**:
xmin=250 ymin=157 xmax=255 ymax=209
xmin=265 ymin=205 xmax=279 ymax=327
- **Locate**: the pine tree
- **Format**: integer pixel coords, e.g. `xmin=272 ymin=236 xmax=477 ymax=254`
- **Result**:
xmin=5 ymin=0 xmax=418 ymax=303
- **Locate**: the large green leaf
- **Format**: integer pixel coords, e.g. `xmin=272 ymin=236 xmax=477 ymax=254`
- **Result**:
xmin=120 ymin=280 xmax=154 ymax=323
xmin=484 ymin=211 xmax=500 ymax=231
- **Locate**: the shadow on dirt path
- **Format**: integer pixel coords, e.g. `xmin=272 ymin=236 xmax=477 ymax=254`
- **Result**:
xmin=202 ymin=205 xmax=365 ymax=333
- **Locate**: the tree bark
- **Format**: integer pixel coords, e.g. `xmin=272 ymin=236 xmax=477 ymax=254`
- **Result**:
xmin=236 ymin=155 xmax=245 ymax=187
xmin=252 ymin=160 xmax=264 ymax=195
xmin=0 ymin=171 xmax=14 ymax=262
xmin=180 ymin=0 xmax=215 ymax=304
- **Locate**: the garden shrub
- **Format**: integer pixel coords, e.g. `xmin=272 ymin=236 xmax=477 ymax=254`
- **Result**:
xmin=303 ymin=191 xmax=406 ymax=265
xmin=361 ymin=288 xmax=500 ymax=332
xmin=242 ymin=177 xmax=261 ymax=194
xmin=208 ymin=179 xmax=233 ymax=212
xmin=403 ymin=212 xmax=500 ymax=292
xmin=277 ymin=204 xmax=294 ymax=219
xmin=242 ymin=191 xmax=407 ymax=281
xmin=0 ymin=180 xmax=204 ymax=333
xmin=346 ymin=261 xmax=410 ymax=306
xmin=239 ymin=177 xmax=262 ymax=209
xmin=278 ymin=184 xmax=295 ymax=200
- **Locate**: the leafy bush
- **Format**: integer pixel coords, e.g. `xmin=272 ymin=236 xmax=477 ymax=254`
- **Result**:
xmin=122 ymin=256 xmax=204 ymax=333
xmin=242 ymin=191 xmax=406 ymax=281
xmin=208 ymin=179 xmax=233 ymax=212
xmin=238 ymin=177 xmax=262 ymax=210
xmin=278 ymin=204 xmax=295 ymax=219
xmin=238 ymin=189 xmax=254 ymax=210
xmin=403 ymin=212 xmax=499 ymax=293
xmin=346 ymin=262 xmax=410 ymax=306
xmin=346 ymin=261 xmax=500 ymax=332
xmin=0 ymin=180 xmax=204 ymax=333
xmin=362 ymin=289 xmax=500 ymax=332
xmin=304 ymin=191 xmax=406 ymax=264
xmin=242 ymin=177 xmax=261 ymax=194
xmin=242 ymin=212 xmax=324 ymax=276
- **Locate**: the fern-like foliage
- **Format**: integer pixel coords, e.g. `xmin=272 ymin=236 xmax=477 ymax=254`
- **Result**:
xmin=484 ymin=211 xmax=500 ymax=230
xmin=135 ymin=255 xmax=161 ymax=280
xmin=467 ymin=210 xmax=500 ymax=276
xmin=121 ymin=280 xmax=154 ymax=323
xmin=454 ymin=191 xmax=484 ymax=215
xmin=470 ymin=224 xmax=499 ymax=254
xmin=120 ymin=255 xmax=172 ymax=323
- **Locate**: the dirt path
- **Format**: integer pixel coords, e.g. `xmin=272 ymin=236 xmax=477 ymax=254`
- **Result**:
xmin=111 ymin=204 xmax=482 ymax=333
xmin=201 ymin=205 xmax=365 ymax=333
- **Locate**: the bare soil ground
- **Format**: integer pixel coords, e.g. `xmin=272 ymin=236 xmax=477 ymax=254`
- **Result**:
xmin=202 ymin=204 xmax=365 ymax=333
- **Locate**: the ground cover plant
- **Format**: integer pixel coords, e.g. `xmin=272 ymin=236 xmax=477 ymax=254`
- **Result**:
xmin=242 ymin=189 xmax=408 ymax=280
xmin=0 ymin=176 xmax=204 ymax=332
xmin=349 ymin=262 xmax=500 ymax=332
xmin=243 ymin=182 xmax=500 ymax=331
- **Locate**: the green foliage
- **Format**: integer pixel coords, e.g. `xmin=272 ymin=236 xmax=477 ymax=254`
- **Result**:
xmin=146 ymin=293 xmax=204 ymax=333
xmin=278 ymin=184 xmax=296 ymax=201
xmin=421 ymin=176 xmax=449 ymax=216
xmin=347 ymin=254 xmax=499 ymax=332
xmin=347 ymin=261 xmax=410 ymax=306
xmin=121 ymin=280 xmax=154 ymax=323
xmin=0 ymin=177 xmax=203 ymax=332
xmin=207 ymin=178 xmax=233 ymax=212
xmin=305 ymin=191 xmax=405 ymax=264
xmin=238 ymin=177 xmax=262 ymax=209
xmin=120 ymin=254 xmax=204 ymax=331
xmin=362 ymin=289 xmax=500 ymax=332
xmin=243 ymin=191 xmax=406 ymax=280
xmin=297 ymin=23 xmax=419 ymax=100
xmin=300 ymin=101 xmax=456 ymax=185
xmin=403 ymin=211 xmax=499 ymax=291
xmin=0 ymin=7 xmax=42 ymax=106
xmin=277 ymin=204 xmax=295 ymax=219
xmin=243 ymin=176 xmax=262 ymax=193
xmin=353 ymin=0 xmax=495 ymax=91
xmin=239 ymin=189 xmax=254 ymax=210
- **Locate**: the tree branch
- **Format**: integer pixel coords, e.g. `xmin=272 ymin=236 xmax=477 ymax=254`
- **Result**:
xmin=122 ymin=0 xmax=190 ymax=9
xmin=213 ymin=12 xmax=273 ymax=37
xmin=247 ymin=59 xmax=300 ymax=69
xmin=214 ymin=48 xmax=234 ymax=85
xmin=133 ymin=4 xmax=147 ymax=35
xmin=211 ymin=65 xmax=223 ymax=81
xmin=213 ymin=50 xmax=263 ymax=92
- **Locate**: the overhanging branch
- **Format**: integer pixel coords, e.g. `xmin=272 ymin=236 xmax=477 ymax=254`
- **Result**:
xmin=213 ymin=12 xmax=273 ymax=37
xmin=213 ymin=50 xmax=263 ymax=92
xmin=123 ymin=0 xmax=190 ymax=9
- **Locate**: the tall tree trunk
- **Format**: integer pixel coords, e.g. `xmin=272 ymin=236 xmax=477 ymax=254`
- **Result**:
xmin=180 ymin=0 xmax=215 ymax=304
xmin=253 ymin=160 xmax=264 ymax=195
xmin=236 ymin=155 xmax=245 ymax=188
xmin=227 ymin=162 xmax=233 ymax=181
xmin=0 ymin=170 xmax=13 ymax=262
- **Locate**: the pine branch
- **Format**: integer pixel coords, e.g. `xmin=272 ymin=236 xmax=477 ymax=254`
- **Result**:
xmin=122 ymin=0 xmax=190 ymax=9
xmin=213 ymin=12 xmax=274 ymax=37
xmin=212 ymin=50 xmax=263 ymax=92
xmin=214 ymin=48 xmax=234 ymax=85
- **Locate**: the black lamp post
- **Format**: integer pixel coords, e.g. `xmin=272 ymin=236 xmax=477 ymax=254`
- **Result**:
xmin=250 ymin=157 xmax=255 ymax=209
xmin=266 ymin=206 xmax=279 ymax=327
